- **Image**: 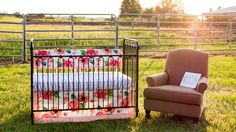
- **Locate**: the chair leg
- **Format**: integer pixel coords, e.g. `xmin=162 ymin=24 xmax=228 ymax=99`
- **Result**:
xmin=193 ymin=118 xmax=199 ymax=124
xmin=145 ymin=110 xmax=151 ymax=119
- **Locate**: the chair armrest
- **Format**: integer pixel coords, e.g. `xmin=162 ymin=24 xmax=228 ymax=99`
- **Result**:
xmin=146 ymin=72 xmax=168 ymax=87
xmin=196 ymin=77 xmax=208 ymax=93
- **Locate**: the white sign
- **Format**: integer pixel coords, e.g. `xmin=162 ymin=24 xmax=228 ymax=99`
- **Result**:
xmin=180 ymin=72 xmax=201 ymax=89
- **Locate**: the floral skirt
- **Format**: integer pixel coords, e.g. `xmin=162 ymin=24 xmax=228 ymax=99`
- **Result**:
xmin=33 ymin=88 xmax=134 ymax=123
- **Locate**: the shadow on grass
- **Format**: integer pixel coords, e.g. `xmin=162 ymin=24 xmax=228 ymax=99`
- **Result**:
xmin=135 ymin=111 xmax=208 ymax=132
xmin=0 ymin=109 xmax=208 ymax=131
xmin=0 ymin=110 xmax=133 ymax=131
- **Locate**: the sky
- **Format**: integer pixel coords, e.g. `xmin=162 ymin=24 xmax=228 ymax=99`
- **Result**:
xmin=0 ymin=0 xmax=236 ymax=15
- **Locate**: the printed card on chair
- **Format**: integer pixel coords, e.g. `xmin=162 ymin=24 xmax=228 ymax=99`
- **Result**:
xmin=180 ymin=72 xmax=201 ymax=89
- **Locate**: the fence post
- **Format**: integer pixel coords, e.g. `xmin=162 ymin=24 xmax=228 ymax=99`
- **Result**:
xmin=71 ymin=15 xmax=74 ymax=49
xmin=209 ymin=22 xmax=212 ymax=45
xmin=22 ymin=15 xmax=27 ymax=63
xmin=229 ymin=22 xmax=232 ymax=50
xmin=115 ymin=15 xmax=119 ymax=49
xmin=194 ymin=29 xmax=198 ymax=49
xmin=156 ymin=14 xmax=160 ymax=50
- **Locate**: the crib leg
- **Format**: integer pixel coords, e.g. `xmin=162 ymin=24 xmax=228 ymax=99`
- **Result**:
xmin=136 ymin=108 xmax=139 ymax=117
xmin=31 ymin=113 xmax=34 ymax=125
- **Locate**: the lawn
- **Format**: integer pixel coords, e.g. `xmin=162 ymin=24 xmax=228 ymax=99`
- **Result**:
xmin=0 ymin=56 xmax=236 ymax=131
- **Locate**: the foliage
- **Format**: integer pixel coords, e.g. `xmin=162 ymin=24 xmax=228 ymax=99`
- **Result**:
xmin=154 ymin=0 xmax=184 ymax=14
xmin=26 ymin=14 xmax=45 ymax=22
xmin=142 ymin=7 xmax=155 ymax=14
xmin=141 ymin=8 xmax=155 ymax=22
xmin=120 ymin=0 xmax=142 ymax=14
xmin=13 ymin=12 xmax=22 ymax=18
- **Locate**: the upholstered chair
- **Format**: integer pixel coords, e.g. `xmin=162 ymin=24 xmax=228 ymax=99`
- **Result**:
xmin=144 ymin=49 xmax=208 ymax=120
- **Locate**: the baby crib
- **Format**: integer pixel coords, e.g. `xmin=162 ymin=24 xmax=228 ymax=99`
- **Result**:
xmin=30 ymin=38 xmax=139 ymax=124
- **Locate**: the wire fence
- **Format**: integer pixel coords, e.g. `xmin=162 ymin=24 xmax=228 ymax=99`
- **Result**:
xmin=0 ymin=13 xmax=236 ymax=62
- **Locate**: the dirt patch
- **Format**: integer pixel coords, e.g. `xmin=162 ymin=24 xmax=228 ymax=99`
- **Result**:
xmin=139 ymin=51 xmax=236 ymax=59
xmin=0 ymin=57 xmax=27 ymax=66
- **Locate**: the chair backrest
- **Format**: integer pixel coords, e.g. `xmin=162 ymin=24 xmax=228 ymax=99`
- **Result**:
xmin=165 ymin=49 xmax=208 ymax=85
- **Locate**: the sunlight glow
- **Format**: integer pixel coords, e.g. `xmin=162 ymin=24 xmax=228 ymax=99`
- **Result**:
xmin=0 ymin=0 xmax=236 ymax=15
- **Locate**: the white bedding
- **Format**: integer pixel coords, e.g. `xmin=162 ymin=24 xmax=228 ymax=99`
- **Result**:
xmin=33 ymin=72 xmax=132 ymax=91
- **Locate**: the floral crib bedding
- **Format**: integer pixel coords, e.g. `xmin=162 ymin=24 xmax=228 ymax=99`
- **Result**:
xmin=33 ymin=49 xmax=122 ymax=69
xmin=33 ymin=89 xmax=134 ymax=123
xmin=33 ymin=48 xmax=135 ymax=123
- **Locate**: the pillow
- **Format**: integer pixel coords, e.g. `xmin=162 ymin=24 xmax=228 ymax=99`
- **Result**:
xmin=180 ymin=72 xmax=201 ymax=89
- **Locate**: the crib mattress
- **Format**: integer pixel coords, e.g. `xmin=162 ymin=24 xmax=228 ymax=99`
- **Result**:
xmin=33 ymin=72 xmax=132 ymax=91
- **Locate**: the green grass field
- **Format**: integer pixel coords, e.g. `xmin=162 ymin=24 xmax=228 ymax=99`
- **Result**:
xmin=0 ymin=57 xmax=236 ymax=131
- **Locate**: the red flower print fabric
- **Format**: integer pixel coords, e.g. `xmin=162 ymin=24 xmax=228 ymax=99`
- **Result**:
xmin=63 ymin=60 xmax=74 ymax=67
xmin=104 ymin=104 xmax=115 ymax=114
xmin=79 ymin=57 xmax=90 ymax=65
xmin=86 ymin=49 xmax=98 ymax=56
xmin=109 ymin=60 xmax=120 ymax=68
xmin=40 ymin=91 xmax=54 ymax=100
xmin=103 ymin=48 xmax=113 ymax=55
xmin=36 ymin=89 xmax=133 ymax=123
xmin=94 ymin=89 xmax=108 ymax=99
xmin=68 ymin=100 xmax=80 ymax=111
xmin=33 ymin=49 xmax=122 ymax=69
xmin=120 ymin=98 xmax=129 ymax=107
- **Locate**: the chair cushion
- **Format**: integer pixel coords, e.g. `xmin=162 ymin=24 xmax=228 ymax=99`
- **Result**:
xmin=144 ymin=85 xmax=203 ymax=105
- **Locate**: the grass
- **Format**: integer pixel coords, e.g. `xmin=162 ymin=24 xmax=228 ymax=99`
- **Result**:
xmin=0 ymin=56 xmax=236 ymax=131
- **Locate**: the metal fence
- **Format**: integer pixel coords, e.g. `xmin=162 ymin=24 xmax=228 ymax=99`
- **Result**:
xmin=0 ymin=14 xmax=25 ymax=61
xmin=118 ymin=13 xmax=236 ymax=52
xmin=1 ymin=13 xmax=236 ymax=62
xmin=24 ymin=14 xmax=117 ymax=63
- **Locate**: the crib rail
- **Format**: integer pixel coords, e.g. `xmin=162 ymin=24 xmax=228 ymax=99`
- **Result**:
xmin=30 ymin=38 xmax=139 ymax=124
xmin=123 ymin=38 xmax=139 ymax=117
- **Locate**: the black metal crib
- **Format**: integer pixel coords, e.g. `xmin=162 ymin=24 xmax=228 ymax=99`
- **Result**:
xmin=30 ymin=38 xmax=139 ymax=124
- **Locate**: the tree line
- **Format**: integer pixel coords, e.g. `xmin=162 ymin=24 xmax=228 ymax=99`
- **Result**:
xmin=1 ymin=0 xmax=184 ymax=16
xmin=120 ymin=0 xmax=184 ymax=14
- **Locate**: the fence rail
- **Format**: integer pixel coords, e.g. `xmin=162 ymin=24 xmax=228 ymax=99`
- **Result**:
xmin=0 ymin=14 xmax=25 ymax=61
xmin=1 ymin=13 xmax=236 ymax=62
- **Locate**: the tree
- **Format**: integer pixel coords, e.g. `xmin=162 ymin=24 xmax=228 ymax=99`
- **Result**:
xmin=143 ymin=7 xmax=154 ymax=14
xmin=154 ymin=0 xmax=184 ymax=14
xmin=120 ymin=0 xmax=142 ymax=14
xmin=13 ymin=12 xmax=22 ymax=18
xmin=142 ymin=7 xmax=155 ymax=26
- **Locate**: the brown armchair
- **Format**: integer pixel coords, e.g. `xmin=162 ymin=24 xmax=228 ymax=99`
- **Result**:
xmin=144 ymin=49 xmax=208 ymax=120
